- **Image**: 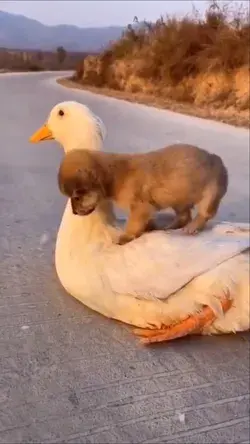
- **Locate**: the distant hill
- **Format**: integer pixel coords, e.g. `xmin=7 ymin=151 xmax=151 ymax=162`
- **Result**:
xmin=0 ymin=10 xmax=124 ymax=51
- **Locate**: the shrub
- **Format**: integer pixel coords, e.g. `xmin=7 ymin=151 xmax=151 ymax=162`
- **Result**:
xmin=74 ymin=0 xmax=250 ymax=114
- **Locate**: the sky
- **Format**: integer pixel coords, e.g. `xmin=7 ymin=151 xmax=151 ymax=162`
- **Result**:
xmin=0 ymin=0 xmax=210 ymax=27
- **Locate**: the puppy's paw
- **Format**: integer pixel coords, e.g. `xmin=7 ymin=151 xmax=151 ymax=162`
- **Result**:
xmin=182 ymin=221 xmax=200 ymax=235
xmin=145 ymin=219 xmax=158 ymax=232
xmin=116 ymin=233 xmax=135 ymax=245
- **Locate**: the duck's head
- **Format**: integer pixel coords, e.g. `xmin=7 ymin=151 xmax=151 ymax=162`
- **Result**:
xmin=29 ymin=101 xmax=106 ymax=152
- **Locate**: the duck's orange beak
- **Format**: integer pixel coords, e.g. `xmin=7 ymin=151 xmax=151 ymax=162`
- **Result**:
xmin=29 ymin=123 xmax=54 ymax=143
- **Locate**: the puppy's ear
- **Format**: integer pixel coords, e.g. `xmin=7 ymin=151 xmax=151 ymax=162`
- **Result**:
xmin=85 ymin=160 xmax=106 ymax=194
xmin=57 ymin=166 xmax=84 ymax=197
xmin=57 ymin=165 xmax=67 ymax=194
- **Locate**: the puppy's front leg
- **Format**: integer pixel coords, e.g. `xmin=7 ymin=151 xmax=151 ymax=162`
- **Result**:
xmin=117 ymin=203 xmax=153 ymax=245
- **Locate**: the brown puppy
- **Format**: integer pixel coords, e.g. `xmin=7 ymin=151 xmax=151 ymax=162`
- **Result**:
xmin=58 ymin=144 xmax=228 ymax=245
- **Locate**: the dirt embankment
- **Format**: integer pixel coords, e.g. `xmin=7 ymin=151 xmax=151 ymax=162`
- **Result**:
xmin=58 ymin=2 xmax=250 ymax=128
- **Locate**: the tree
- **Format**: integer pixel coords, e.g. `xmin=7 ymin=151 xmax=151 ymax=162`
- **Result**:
xmin=56 ymin=46 xmax=67 ymax=64
xmin=37 ymin=51 xmax=44 ymax=61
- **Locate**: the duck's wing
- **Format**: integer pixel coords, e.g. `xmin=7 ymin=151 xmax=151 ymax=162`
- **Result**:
xmin=98 ymin=222 xmax=250 ymax=302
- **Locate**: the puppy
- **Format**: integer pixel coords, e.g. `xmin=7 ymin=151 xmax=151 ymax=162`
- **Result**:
xmin=57 ymin=144 xmax=228 ymax=245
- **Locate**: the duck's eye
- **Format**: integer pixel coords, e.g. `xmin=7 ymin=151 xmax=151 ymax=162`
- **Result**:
xmin=58 ymin=109 xmax=64 ymax=117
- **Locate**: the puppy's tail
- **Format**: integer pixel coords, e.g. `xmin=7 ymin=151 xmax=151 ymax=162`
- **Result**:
xmin=210 ymin=153 xmax=228 ymax=197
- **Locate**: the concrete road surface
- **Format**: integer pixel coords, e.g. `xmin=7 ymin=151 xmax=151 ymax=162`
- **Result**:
xmin=0 ymin=72 xmax=249 ymax=444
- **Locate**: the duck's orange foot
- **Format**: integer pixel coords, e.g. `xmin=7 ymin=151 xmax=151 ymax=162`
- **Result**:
xmin=133 ymin=297 xmax=232 ymax=345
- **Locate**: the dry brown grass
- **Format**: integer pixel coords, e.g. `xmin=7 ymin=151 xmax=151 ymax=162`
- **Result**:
xmin=57 ymin=77 xmax=249 ymax=128
xmin=71 ymin=0 xmax=250 ymax=127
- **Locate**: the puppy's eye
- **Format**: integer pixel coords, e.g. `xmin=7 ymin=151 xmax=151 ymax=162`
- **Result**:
xmin=74 ymin=196 xmax=81 ymax=202
xmin=58 ymin=109 xmax=64 ymax=117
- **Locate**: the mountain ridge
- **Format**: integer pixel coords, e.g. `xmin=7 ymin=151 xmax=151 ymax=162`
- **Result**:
xmin=0 ymin=10 xmax=124 ymax=51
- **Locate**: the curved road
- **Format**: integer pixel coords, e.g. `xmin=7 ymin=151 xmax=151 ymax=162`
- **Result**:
xmin=0 ymin=72 xmax=249 ymax=443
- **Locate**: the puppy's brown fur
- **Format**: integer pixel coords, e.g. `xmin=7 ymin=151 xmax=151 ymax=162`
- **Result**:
xmin=58 ymin=144 xmax=228 ymax=244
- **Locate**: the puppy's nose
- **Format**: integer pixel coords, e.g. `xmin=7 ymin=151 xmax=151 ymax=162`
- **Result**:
xmin=71 ymin=203 xmax=78 ymax=215
xmin=70 ymin=199 xmax=78 ymax=215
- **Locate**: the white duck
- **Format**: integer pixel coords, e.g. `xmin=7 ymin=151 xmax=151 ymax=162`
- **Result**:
xmin=29 ymin=101 xmax=250 ymax=344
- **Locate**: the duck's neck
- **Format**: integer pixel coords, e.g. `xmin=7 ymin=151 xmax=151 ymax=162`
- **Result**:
xmin=62 ymin=128 xmax=103 ymax=154
xmin=58 ymin=198 xmax=118 ymax=250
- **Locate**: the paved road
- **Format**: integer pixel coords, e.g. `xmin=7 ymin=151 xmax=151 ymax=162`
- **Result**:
xmin=0 ymin=72 xmax=249 ymax=444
